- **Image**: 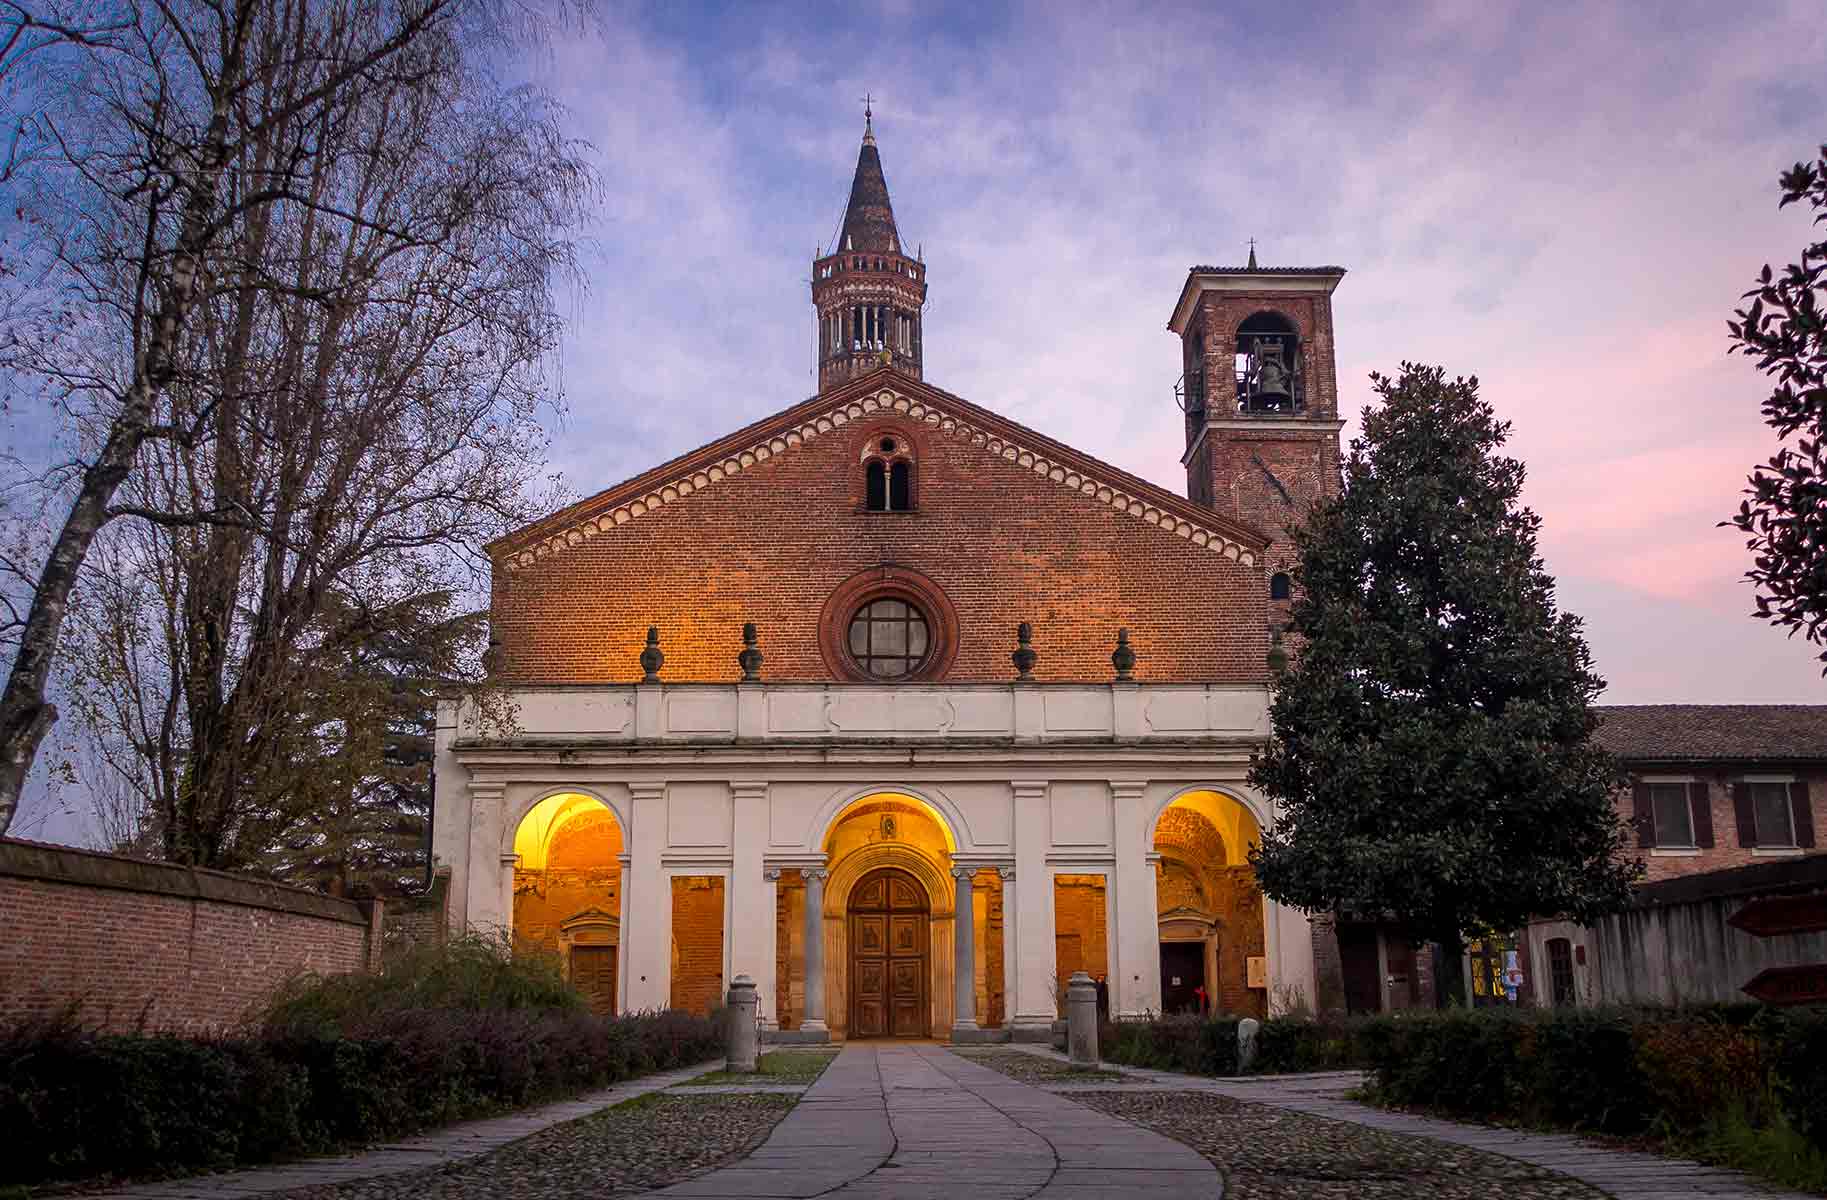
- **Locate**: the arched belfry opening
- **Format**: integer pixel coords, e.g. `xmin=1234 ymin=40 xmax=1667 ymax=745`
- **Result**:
xmin=512 ymin=793 xmax=624 ymax=1015
xmin=1152 ymin=791 xmax=1267 ymax=1019
xmin=1234 ymin=311 xmax=1301 ymax=413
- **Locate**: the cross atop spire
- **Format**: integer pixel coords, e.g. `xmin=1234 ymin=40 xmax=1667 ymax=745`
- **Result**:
xmin=862 ymin=92 xmax=874 ymax=145
xmin=1247 ymin=238 xmax=1258 ymax=270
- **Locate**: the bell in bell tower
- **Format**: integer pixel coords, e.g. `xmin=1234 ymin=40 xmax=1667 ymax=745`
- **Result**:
xmin=1169 ymin=249 xmax=1347 ymax=569
xmin=812 ymin=101 xmax=927 ymax=392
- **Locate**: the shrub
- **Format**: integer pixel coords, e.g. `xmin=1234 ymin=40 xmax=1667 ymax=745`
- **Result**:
xmin=0 ymin=950 xmax=725 ymax=1190
xmin=1101 ymin=1014 xmax=1241 ymax=1075
xmin=261 ymin=932 xmax=579 ymax=1035
xmin=1252 ymin=1014 xmax=1364 ymax=1073
xmin=1775 ymin=1008 xmax=1827 ymax=1152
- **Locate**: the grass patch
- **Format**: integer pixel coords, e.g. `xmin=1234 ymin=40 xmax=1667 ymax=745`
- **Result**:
xmin=953 ymin=1048 xmax=1130 ymax=1083
xmin=682 ymin=1050 xmax=838 ymax=1086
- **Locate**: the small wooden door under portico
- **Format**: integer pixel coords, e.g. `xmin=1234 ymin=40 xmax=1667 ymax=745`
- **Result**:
xmin=848 ymin=867 xmax=929 ymax=1038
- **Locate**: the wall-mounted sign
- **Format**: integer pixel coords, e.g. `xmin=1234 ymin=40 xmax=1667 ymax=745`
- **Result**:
xmin=1728 ymin=894 xmax=1827 ymax=939
xmin=1742 ymin=963 xmax=1827 ymax=1006
xmin=1247 ymin=956 xmax=1267 ymax=988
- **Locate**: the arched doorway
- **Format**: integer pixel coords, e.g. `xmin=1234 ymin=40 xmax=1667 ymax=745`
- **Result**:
xmin=1153 ymin=790 xmax=1266 ymax=1019
xmin=847 ymin=866 xmax=930 ymax=1038
xmin=512 ymin=792 xmax=623 ymax=1015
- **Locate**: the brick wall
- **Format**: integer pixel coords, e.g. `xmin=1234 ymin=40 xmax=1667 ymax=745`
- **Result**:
xmin=1620 ymin=768 xmax=1825 ymax=882
xmin=670 ymin=875 xmax=725 ymax=1016
xmin=380 ymin=868 xmax=449 ymax=956
xmin=1053 ymin=874 xmax=1108 ymax=1009
xmin=489 ymin=376 xmax=1272 ymax=685
xmin=0 ymin=839 xmax=374 ymax=1033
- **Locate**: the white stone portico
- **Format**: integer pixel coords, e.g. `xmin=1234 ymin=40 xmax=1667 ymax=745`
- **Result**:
xmin=433 ymin=682 xmax=1315 ymax=1036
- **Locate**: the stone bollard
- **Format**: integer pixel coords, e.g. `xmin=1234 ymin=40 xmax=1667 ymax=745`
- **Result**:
xmin=1237 ymin=1017 xmax=1261 ymax=1074
xmin=726 ymin=974 xmax=759 ymax=1073
xmin=1066 ymin=970 xmax=1100 ymax=1067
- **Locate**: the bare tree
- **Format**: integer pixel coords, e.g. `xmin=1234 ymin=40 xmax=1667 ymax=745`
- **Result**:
xmin=0 ymin=0 xmax=587 ymax=838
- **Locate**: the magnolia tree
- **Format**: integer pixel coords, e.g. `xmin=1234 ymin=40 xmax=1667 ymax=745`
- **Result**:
xmin=0 ymin=0 xmax=590 ymax=851
xmin=1250 ymin=364 xmax=1639 ymax=1007
xmin=1728 ymin=145 xmax=1827 ymax=674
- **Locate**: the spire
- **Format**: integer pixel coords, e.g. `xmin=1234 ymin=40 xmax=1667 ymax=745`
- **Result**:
xmin=1247 ymin=238 xmax=1258 ymax=270
xmin=839 ymin=99 xmax=900 ymax=254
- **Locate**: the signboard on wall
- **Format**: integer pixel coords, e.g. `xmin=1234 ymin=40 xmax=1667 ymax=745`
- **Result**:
xmin=1246 ymin=956 xmax=1267 ymax=989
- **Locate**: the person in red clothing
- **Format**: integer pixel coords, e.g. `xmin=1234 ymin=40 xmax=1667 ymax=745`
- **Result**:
xmin=1193 ymin=984 xmax=1208 ymax=1015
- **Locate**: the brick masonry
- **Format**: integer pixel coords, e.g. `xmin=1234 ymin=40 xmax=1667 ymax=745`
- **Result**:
xmin=1620 ymin=769 xmax=1824 ymax=883
xmin=0 ymin=838 xmax=376 ymax=1033
xmin=670 ymin=875 xmax=726 ymax=1016
xmin=487 ymin=374 xmax=1279 ymax=686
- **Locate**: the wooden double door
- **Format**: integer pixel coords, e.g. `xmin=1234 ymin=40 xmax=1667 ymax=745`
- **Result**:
xmin=848 ymin=868 xmax=929 ymax=1038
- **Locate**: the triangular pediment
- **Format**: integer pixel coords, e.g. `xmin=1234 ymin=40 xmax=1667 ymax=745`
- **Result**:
xmin=491 ymin=371 xmax=1269 ymax=571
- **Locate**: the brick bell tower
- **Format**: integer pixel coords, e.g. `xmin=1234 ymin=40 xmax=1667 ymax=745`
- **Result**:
xmin=813 ymin=102 xmax=927 ymax=393
xmin=1170 ymin=252 xmax=1348 ymax=592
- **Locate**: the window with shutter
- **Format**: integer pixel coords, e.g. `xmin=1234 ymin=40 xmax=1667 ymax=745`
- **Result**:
xmin=1749 ymin=781 xmax=1797 ymax=848
xmin=1648 ymin=783 xmax=1693 ymax=848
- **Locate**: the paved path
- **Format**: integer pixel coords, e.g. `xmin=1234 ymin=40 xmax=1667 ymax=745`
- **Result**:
xmin=88 ymin=1060 xmax=722 ymax=1199
xmin=643 ymin=1042 xmax=1219 ymax=1198
xmin=1003 ymin=1045 xmax=1813 ymax=1200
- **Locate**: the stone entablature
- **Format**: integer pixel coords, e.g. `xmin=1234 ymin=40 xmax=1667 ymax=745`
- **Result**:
xmin=449 ymin=683 xmax=1271 ymax=746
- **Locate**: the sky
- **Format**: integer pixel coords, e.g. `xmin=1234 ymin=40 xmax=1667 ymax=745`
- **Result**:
xmin=10 ymin=0 xmax=1827 ymax=844
xmin=531 ymin=0 xmax=1826 ymax=707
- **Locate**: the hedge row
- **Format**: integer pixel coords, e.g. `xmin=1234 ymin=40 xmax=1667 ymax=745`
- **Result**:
xmin=1100 ymin=1012 xmax=1363 ymax=1076
xmin=1358 ymin=1005 xmax=1827 ymax=1148
xmin=1099 ymin=1004 xmax=1827 ymax=1158
xmin=0 ymin=1007 xmax=725 ymax=1187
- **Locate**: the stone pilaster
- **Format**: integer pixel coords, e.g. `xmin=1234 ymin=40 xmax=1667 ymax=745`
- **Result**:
xmin=801 ymin=868 xmax=829 ymax=1035
xmin=950 ymin=865 xmax=978 ymax=1038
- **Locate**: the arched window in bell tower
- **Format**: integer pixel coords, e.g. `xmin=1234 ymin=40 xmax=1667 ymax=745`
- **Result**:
xmin=1234 ymin=312 xmax=1301 ymax=414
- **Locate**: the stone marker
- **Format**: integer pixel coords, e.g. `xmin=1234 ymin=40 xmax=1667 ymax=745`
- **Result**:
xmin=1067 ymin=970 xmax=1099 ymax=1066
xmin=1237 ymin=1016 xmax=1260 ymax=1073
xmin=726 ymin=974 xmax=759 ymax=1072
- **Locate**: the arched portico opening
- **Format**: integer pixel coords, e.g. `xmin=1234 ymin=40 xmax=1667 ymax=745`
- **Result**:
xmin=1152 ymin=789 xmax=1266 ymax=1019
xmin=512 ymin=792 xmax=623 ymax=1015
xmin=774 ymin=790 xmax=1003 ymax=1038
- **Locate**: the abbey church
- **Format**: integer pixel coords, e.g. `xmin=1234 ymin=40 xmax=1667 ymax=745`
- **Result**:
xmin=432 ymin=111 xmax=1353 ymax=1038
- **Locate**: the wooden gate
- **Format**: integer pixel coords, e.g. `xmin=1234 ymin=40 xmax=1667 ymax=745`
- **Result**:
xmin=847 ymin=867 xmax=928 ymax=1038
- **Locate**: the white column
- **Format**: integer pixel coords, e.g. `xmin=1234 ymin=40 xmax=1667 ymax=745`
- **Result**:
xmin=801 ymin=868 xmax=829 ymax=1034
xmin=999 ymin=866 xmax=1017 ymax=1027
xmin=464 ymin=782 xmax=506 ymax=935
xmin=616 ymin=852 xmax=633 ymax=1014
xmin=762 ymin=869 xmax=783 ymax=1028
xmin=951 ymin=865 xmax=978 ymax=1037
xmin=625 ymin=782 xmax=669 ymax=1011
xmin=729 ymin=782 xmax=775 ymax=1027
xmin=1011 ymin=780 xmax=1055 ymax=1038
xmin=1111 ymin=780 xmax=1161 ymax=1017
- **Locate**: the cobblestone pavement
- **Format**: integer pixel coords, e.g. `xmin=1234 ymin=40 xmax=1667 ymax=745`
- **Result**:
xmin=1076 ymin=1090 xmax=1602 ymax=1199
xmin=1004 ymin=1045 xmax=1818 ymax=1199
xmin=262 ymin=1094 xmax=794 ymax=1200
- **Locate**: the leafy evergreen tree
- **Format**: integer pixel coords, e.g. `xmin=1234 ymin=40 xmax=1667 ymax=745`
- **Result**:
xmin=1727 ymin=145 xmax=1827 ymax=673
xmin=1250 ymin=364 xmax=1638 ymax=1006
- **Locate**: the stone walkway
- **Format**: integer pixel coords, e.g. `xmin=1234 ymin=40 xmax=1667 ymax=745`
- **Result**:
xmin=643 ymin=1042 xmax=1218 ymax=1198
xmin=86 ymin=1060 xmax=722 ymax=1199
xmin=1001 ymin=1045 xmax=1814 ymax=1200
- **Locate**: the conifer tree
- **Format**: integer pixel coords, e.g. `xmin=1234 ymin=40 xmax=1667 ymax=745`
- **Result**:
xmin=1250 ymin=364 xmax=1638 ymax=1006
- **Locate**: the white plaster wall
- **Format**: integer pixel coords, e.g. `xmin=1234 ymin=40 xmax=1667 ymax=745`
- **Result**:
xmin=438 ymin=683 xmax=1291 ymax=1025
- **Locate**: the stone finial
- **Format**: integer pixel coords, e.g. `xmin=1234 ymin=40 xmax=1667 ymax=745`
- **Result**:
xmin=1266 ymin=628 xmax=1288 ymax=678
xmin=1066 ymin=971 xmax=1100 ymax=1067
xmin=640 ymin=625 xmax=664 ymax=683
xmin=726 ymin=974 xmax=759 ymax=1073
xmin=738 ymin=621 xmax=763 ymax=682
xmin=1111 ymin=628 xmax=1136 ymax=682
xmin=1011 ymin=622 xmax=1036 ymax=680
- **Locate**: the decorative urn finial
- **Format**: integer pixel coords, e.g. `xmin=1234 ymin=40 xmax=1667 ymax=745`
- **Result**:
xmin=1266 ymin=628 xmax=1288 ymax=678
xmin=1011 ymin=622 xmax=1037 ymax=681
xmin=1112 ymin=629 xmax=1136 ymax=682
xmin=738 ymin=621 xmax=763 ymax=682
xmin=640 ymin=625 xmax=664 ymax=683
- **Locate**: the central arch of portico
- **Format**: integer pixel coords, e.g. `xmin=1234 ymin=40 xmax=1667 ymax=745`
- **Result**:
xmin=773 ymin=789 xmax=1004 ymax=1039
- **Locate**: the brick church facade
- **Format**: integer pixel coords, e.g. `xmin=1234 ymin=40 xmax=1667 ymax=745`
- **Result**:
xmin=433 ymin=111 xmax=1351 ymax=1037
